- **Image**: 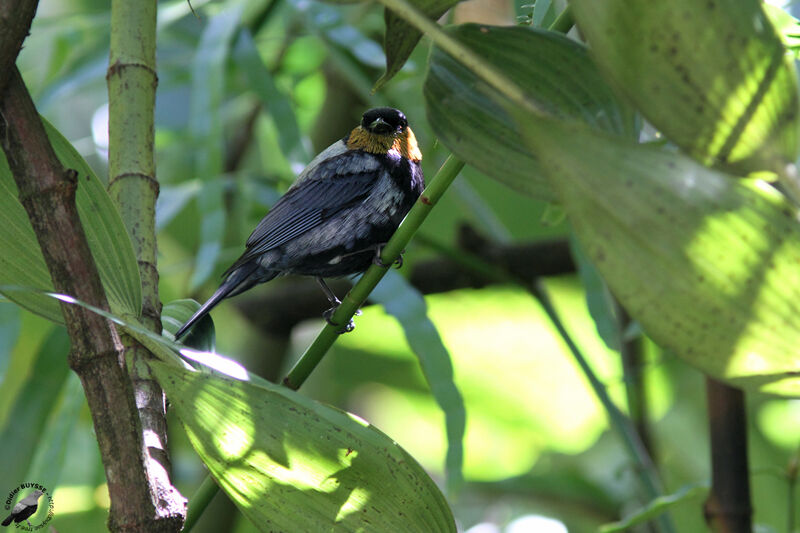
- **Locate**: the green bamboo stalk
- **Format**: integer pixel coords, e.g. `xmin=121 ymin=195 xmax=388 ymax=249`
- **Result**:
xmin=107 ymin=0 xmax=186 ymax=525
xmin=283 ymin=155 xmax=465 ymax=388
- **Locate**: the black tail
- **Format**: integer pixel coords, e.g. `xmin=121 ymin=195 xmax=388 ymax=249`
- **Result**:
xmin=2 ymin=514 xmax=13 ymax=526
xmin=175 ymin=263 xmax=263 ymax=341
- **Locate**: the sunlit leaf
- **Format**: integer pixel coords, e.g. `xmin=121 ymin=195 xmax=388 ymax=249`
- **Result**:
xmin=150 ymin=361 xmax=456 ymax=532
xmin=423 ymin=24 xmax=630 ymax=200
xmin=520 ymin=115 xmax=800 ymax=395
xmin=0 ymin=328 xmax=70 ymax=486
xmin=0 ymin=118 xmax=142 ymax=323
xmin=371 ymin=270 xmax=465 ymax=493
xmin=765 ymin=4 xmax=800 ymax=58
xmin=375 ymin=0 xmax=460 ymax=91
xmin=599 ymin=483 xmax=709 ymax=533
xmin=569 ymin=0 xmax=800 ymax=179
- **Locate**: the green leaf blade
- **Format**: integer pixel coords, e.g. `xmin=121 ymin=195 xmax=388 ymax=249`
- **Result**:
xmin=0 ymin=328 xmax=70 ymax=485
xmin=423 ymin=24 xmax=630 ymax=200
xmin=152 ymin=362 xmax=456 ymax=532
xmin=371 ymin=270 xmax=465 ymax=493
xmin=0 ymin=118 xmax=142 ymax=322
xmin=569 ymin=0 xmax=800 ymax=178
xmin=520 ymin=116 xmax=800 ymax=395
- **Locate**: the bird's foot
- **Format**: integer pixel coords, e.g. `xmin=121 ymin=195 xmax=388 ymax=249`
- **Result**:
xmin=323 ymin=306 xmax=361 ymax=334
xmin=372 ymin=244 xmax=404 ymax=269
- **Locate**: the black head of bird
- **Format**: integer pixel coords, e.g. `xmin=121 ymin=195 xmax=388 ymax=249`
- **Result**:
xmin=175 ymin=107 xmax=425 ymax=339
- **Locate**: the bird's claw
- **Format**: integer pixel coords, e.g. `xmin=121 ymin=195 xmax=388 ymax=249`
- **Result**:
xmin=323 ymin=306 xmax=360 ymax=334
xmin=372 ymin=247 xmax=404 ymax=269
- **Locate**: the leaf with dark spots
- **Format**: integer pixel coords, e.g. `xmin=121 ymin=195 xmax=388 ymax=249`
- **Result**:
xmin=569 ymin=0 xmax=800 ymax=182
xmin=423 ymin=24 xmax=631 ymax=199
xmin=150 ymin=361 xmax=456 ymax=531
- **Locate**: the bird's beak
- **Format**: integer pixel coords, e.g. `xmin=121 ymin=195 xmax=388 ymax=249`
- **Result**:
xmin=369 ymin=117 xmax=393 ymax=134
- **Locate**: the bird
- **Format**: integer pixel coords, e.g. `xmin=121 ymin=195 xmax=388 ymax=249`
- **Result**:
xmin=175 ymin=107 xmax=424 ymax=339
xmin=2 ymin=490 xmax=44 ymax=527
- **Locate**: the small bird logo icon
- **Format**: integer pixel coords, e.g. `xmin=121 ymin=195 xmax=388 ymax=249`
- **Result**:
xmin=175 ymin=107 xmax=424 ymax=338
xmin=2 ymin=490 xmax=44 ymax=528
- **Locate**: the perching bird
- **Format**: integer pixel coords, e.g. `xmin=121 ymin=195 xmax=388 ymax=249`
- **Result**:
xmin=175 ymin=107 xmax=424 ymax=338
xmin=2 ymin=490 xmax=44 ymax=527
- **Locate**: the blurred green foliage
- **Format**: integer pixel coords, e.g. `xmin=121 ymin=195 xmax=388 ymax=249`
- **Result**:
xmin=1 ymin=0 xmax=799 ymax=531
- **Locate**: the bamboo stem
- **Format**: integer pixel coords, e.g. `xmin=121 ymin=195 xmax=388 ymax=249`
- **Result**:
xmin=108 ymin=0 xmax=186 ymax=525
xmin=703 ymin=378 xmax=752 ymax=533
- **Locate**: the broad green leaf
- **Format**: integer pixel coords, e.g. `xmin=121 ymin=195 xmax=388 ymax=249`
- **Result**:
xmin=569 ymin=0 xmax=800 ymax=179
xmin=150 ymin=361 xmax=456 ymax=532
xmin=0 ymin=118 xmax=142 ymax=322
xmin=520 ymin=115 xmax=800 ymax=396
xmin=599 ymin=483 xmax=708 ymax=533
xmin=375 ymin=0 xmax=459 ymax=91
xmin=0 ymin=328 xmax=70 ymax=486
xmin=48 ymin=119 xmax=143 ymax=319
xmin=0 ymin=160 xmax=66 ymax=323
xmin=423 ymin=24 xmax=630 ymax=200
xmin=370 ymin=270 xmax=465 ymax=493
xmin=188 ymin=6 xmax=242 ymax=290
